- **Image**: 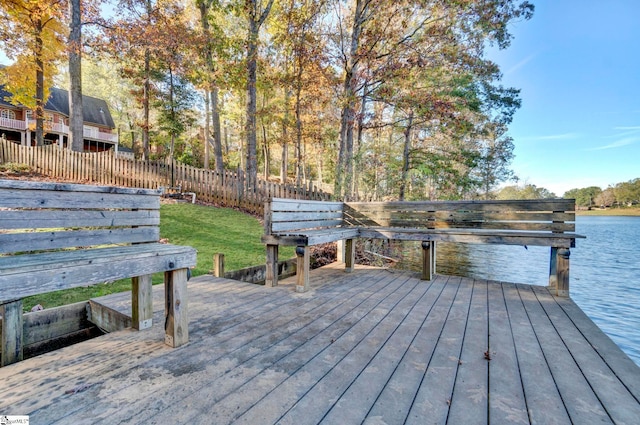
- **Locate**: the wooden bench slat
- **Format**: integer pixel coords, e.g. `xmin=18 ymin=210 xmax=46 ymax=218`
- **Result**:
xmin=271 ymin=211 xmax=343 ymax=222
xmin=346 ymin=199 xmax=576 ymax=212
xmin=0 ymin=187 xmax=160 ymax=210
xmin=0 ymin=209 xmax=160 ymax=230
xmin=0 ymin=227 xmax=160 ymax=254
xmin=271 ymin=219 xmax=345 ymax=232
xmin=0 ymin=179 xmax=163 ymax=195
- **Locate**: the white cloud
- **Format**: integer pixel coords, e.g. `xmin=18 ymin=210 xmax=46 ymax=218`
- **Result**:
xmin=505 ymin=53 xmax=537 ymax=75
xmin=520 ymin=133 xmax=579 ymax=142
xmin=589 ymin=137 xmax=638 ymax=151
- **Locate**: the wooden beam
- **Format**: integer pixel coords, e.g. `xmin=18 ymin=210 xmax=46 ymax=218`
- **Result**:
xmin=132 ymin=274 xmax=153 ymax=330
xmin=213 ymin=253 xmax=225 ymax=278
xmin=1 ymin=300 xmax=23 ymax=367
xmin=296 ymin=246 xmax=310 ymax=293
xmin=556 ymin=248 xmax=570 ymax=297
xmin=164 ymin=268 xmax=189 ymax=347
xmin=265 ymin=245 xmax=279 ymax=287
xmin=421 ymin=241 xmax=435 ymax=281
xmin=344 ymin=239 xmax=355 ymax=273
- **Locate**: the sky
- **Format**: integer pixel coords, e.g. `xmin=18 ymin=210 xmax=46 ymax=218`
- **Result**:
xmin=2 ymin=1 xmax=637 ymax=197
xmin=487 ymin=0 xmax=640 ymax=196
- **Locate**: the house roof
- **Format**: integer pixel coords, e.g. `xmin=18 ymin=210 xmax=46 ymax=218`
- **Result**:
xmin=0 ymin=85 xmax=115 ymax=129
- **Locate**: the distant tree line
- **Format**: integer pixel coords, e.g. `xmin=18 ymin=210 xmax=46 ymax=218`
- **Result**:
xmin=490 ymin=178 xmax=640 ymax=207
xmin=564 ymin=178 xmax=640 ymax=209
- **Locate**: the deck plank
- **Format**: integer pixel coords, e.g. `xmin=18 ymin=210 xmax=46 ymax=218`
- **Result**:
xmin=363 ymin=275 xmax=459 ymax=424
xmin=505 ymin=284 xmax=571 ymax=424
xmin=404 ymin=276 xmax=472 ymax=424
xmin=1 ymin=264 xmax=639 ymax=425
xmin=487 ymin=281 xmax=529 ymax=424
xmin=518 ymin=284 xmax=613 ymax=424
xmin=447 ymin=279 xmax=489 ymax=425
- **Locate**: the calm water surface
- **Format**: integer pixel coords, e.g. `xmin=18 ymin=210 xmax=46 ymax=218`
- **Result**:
xmin=400 ymin=216 xmax=640 ymax=366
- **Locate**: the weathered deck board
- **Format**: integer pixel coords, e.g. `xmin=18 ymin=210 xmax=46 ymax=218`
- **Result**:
xmin=1 ymin=263 xmax=640 ymax=425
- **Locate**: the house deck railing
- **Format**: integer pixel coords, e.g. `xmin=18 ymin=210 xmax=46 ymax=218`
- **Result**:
xmin=0 ymin=116 xmax=27 ymax=131
xmin=3 ymin=119 xmax=119 ymax=144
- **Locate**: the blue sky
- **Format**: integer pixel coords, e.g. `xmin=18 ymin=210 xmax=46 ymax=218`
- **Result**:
xmin=488 ymin=0 xmax=640 ymax=196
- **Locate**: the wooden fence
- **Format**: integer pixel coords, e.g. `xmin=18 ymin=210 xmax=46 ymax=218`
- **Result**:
xmin=0 ymin=140 xmax=331 ymax=215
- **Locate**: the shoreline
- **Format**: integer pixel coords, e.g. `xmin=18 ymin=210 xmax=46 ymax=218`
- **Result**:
xmin=576 ymin=207 xmax=640 ymax=217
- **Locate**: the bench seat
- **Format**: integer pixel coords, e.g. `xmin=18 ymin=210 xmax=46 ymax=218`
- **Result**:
xmin=0 ymin=244 xmax=196 ymax=303
xmin=262 ymin=227 xmax=359 ymax=247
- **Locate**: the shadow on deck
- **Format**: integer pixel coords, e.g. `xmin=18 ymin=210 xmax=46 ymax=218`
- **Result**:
xmin=1 ymin=263 xmax=640 ymax=424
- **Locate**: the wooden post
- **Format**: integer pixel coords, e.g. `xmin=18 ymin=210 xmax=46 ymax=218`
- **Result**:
xmin=132 ymin=274 xmax=153 ymax=330
xmin=421 ymin=241 xmax=435 ymax=281
xmin=213 ymin=253 xmax=225 ymax=277
xmin=556 ymin=248 xmax=570 ymax=297
xmin=265 ymin=245 xmax=279 ymax=287
xmin=336 ymin=239 xmax=345 ymax=263
xmin=1 ymin=300 xmax=24 ymax=367
xmin=344 ymin=239 xmax=355 ymax=273
xmin=164 ymin=268 xmax=189 ymax=348
xmin=296 ymin=246 xmax=310 ymax=293
xmin=548 ymin=247 xmax=558 ymax=290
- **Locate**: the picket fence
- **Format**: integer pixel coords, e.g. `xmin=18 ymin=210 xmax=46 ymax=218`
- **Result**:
xmin=0 ymin=140 xmax=331 ymax=215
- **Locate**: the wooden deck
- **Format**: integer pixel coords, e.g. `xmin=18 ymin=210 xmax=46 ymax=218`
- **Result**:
xmin=2 ymin=263 xmax=640 ymax=424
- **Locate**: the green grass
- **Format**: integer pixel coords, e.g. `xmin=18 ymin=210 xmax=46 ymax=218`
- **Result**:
xmin=22 ymin=203 xmax=295 ymax=311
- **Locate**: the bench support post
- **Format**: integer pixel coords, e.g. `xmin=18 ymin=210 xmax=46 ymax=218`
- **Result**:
xmin=296 ymin=246 xmax=310 ymax=293
xmin=132 ymin=274 xmax=153 ymax=330
xmin=555 ymin=248 xmax=570 ymax=297
xmin=164 ymin=268 xmax=189 ymax=347
xmin=548 ymin=247 xmax=558 ymax=291
xmin=265 ymin=244 xmax=279 ymax=287
xmin=1 ymin=300 xmax=23 ymax=367
xmin=548 ymin=247 xmax=570 ymax=297
xmin=421 ymin=241 xmax=435 ymax=280
xmin=344 ymin=239 xmax=355 ymax=273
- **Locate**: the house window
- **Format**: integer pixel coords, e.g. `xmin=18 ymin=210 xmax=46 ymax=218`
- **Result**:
xmin=1 ymin=109 xmax=16 ymax=120
xmin=25 ymin=110 xmax=33 ymax=120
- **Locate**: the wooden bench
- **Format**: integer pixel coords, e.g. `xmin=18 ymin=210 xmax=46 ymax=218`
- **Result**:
xmin=0 ymin=179 xmax=197 ymax=366
xmin=262 ymin=198 xmax=584 ymax=296
xmin=262 ymin=198 xmax=358 ymax=292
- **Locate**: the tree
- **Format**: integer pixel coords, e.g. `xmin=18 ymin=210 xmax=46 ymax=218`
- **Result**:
xmin=68 ymin=0 xmax=83 ymax=151
xmin=244 ymin=0 xmax=274 ymax=188
xmin=0 ymin=0 xmax=66 ymax=146
xmin=564 ymin=186 xmax=602 ymax=208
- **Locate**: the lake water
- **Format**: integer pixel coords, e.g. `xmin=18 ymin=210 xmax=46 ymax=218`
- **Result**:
xmin=396 ymin=216 xmax=640 ymax=366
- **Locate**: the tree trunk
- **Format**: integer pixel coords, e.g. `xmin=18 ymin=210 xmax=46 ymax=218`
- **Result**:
xmin=68 ymin=0 xmax=83 ymax=152
xmin=399 ymin=110 xmax=414 ymax=201
xmin=34 ymin=22 xmax=45 ymax=146
xmin=245 ymin=0 xmax=274 ymax=189
xmin=335 ymin=0 xmax=366 ymax=200
xmin=212 ymin=87 xmax=223 ymax=172
xmin=204 ymin=90 xmax=210 ymax=169
xmin=142 ymin=47 xmax=150 ymax=160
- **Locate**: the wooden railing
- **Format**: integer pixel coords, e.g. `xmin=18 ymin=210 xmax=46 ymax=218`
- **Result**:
xmin=0 ymin=140 xmax=330 ymax=215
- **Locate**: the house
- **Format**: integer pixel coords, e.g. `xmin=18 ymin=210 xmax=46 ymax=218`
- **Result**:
xmin=0 ymin=85 xmax=120 ymax=153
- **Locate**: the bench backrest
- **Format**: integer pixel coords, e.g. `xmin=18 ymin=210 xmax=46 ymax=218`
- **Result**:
xmin=0 ymin=179 xmax=162 ymax=255
xmin=344 ymin=199 xmax=576 ymax=233
xmin=265 ymin=198 xmax=346 ymax=234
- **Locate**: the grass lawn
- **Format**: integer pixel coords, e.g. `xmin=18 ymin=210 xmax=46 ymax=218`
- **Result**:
xmin=22 ymin=203 xmax=295 ymax=311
